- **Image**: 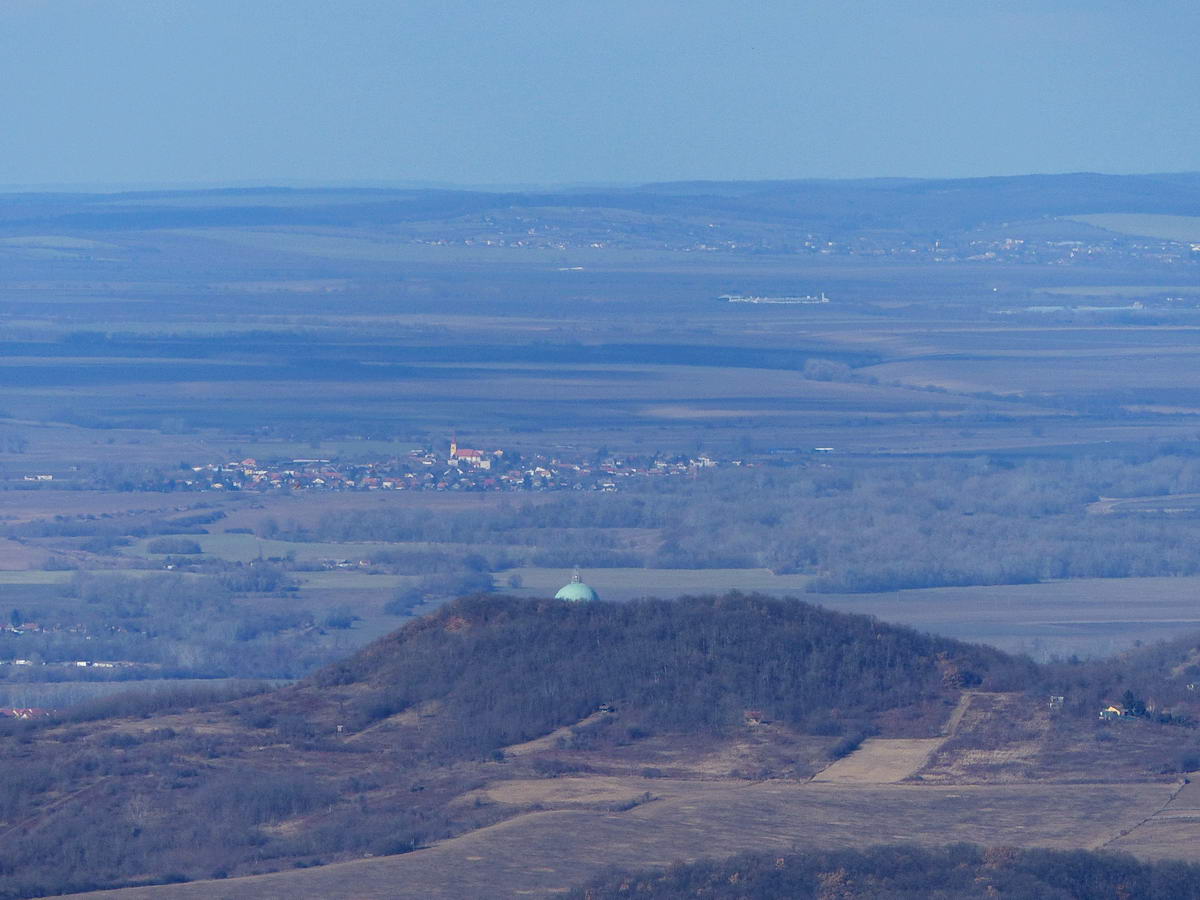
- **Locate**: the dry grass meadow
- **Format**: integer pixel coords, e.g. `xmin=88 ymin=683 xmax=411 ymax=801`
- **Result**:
xmin=60 ymin=688 xmax=1200 ymax=899
xmin=69 ymin=776 xmax=1179 ymax=899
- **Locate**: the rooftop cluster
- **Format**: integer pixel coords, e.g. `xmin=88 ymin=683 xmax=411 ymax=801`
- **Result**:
xmin=159 ymin=445 xmax=743 ymax=494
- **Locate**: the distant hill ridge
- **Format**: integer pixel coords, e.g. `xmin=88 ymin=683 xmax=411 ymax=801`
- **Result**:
xmin=3 ymin=172 xmax=1199 ymax=234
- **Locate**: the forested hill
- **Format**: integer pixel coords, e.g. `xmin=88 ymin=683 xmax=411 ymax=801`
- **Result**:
xmin=306 ymin=594 xmax=1033 ymax=755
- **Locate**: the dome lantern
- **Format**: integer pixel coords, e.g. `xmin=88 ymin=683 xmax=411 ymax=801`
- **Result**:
xmin=554 ymin=567 xmax=598 ymax=603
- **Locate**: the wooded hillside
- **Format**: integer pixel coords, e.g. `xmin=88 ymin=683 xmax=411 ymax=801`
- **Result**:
xmin=313 ymin=593 xmax=1032 ymax=755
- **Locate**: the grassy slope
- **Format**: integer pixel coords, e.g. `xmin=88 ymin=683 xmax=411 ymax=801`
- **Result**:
xmin=1071 ymin=213 xmax=1200 ymax=243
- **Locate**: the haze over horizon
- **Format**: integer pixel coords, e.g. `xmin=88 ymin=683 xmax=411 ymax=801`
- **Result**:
xmin=1 ymin=0 xmax=1197 ymax=190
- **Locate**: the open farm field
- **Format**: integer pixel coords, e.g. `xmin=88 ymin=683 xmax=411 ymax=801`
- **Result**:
xmin=0 ymin=421 xmax=215 ymax=469
xmin=722 ymin=416 xmax=1198 ymax=457
xmin=294 ymin=571 xmax=405 ymax=589
xmin=0 ymin=216 xmax=1192 ymax=458
xmin=507 ymin=570 xmax=1200 ymax=659
xmin=124 ymin=532 xmax=410 ymax=563
xmin=290 ymin=572 xmax=428 ymax=640
xmin=290 ymin=587 xmax=425 ymax=643
xmin=1108 ymin=781 xmax=1200 ymax=859
xmin=215 ymin=438 xmax=421 ymax=460
xmin=1070 ymin=213 xmax=1200 ymax=243
xmin=0 ymin=490 xmax=232 ymax=526
xmin=217 ymin=490 xmax=548 ymax=531
xmin=809 ymin=738 xmax=944 ymax=784
xmin=73 ymin=777 xmax=1176 ymax=899
xmin=7 ymin=382 xmax=1120 ymax=460
xmin=122 ymin=532 xmax=520 ymax=567
xmin=0 ymin=569 xmax=72 ymax=585
xmin=0 ymin=538 xmax=51 ymax=569
xmin=831 ymin=324 xmax=1200 ymax=356
xmin=2 ymin=379 xmax=923 ymax=447
xmin=813 ymin=575 xmax=1200 ymax=658
xmin=0 ymin=579 xmax=68 ymax=612
xmin=2 ymin=362 xmax=994 ymax=424
xmin=1039 ymin=284 xmax=1200 ymax=298
xmin=864 ymin=353 xmax=1200 ymax=397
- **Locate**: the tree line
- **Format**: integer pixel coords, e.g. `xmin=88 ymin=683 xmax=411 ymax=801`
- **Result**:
xmin=573 ymin=844 xmax=1200 ymax=899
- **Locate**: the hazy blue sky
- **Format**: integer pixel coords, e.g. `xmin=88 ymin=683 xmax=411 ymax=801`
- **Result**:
xmin=1 ymin=0 xmax=1197 ymax=188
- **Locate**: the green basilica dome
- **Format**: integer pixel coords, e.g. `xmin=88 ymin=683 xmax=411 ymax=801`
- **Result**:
xmin=555 ymin=569 xmax=599 ymax=603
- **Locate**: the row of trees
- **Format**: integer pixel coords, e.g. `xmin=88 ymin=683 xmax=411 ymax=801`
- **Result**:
xmin=574 ymin=844 xmax=1200 ymax=899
